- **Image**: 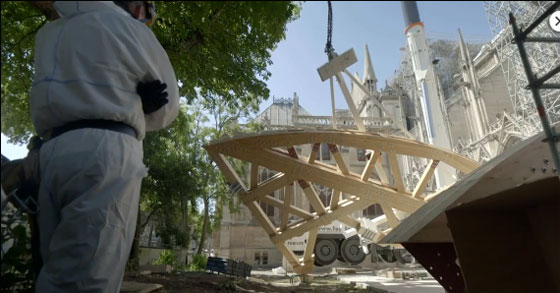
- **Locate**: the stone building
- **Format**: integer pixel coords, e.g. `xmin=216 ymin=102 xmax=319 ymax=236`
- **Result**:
xmin=210 ymin=0 xmax=558 ymax=274
xmin=211 ymin=46 xmax=418 ymax=269
xmin=445 ymin=31 xmax=513 ymax=162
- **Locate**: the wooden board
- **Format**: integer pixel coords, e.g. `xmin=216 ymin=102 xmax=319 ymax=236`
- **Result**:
xmin=381 ymin=124 xmax=559 ymax=244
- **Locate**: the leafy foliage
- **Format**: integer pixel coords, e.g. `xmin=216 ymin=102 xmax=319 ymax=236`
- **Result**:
xmin=1 ymin=1 xmax=46 ymax=143
xmin=151 ymin=250 xmax=206 ymax=273
xmin=152 ymin=249 xmax=178 ymax=267
xmin=1 ymin=211 xmax=34 ymax=291
xmin=140 ymin=107 xmax=200 ymax=247
xmin=155 ymin=2 xmax=299 ymax=107
xmin=1 ymin=1 xmax=300 ymax=285
xmin=188 ymin=254 xmax=207 ymax=272
xmin=1 ymin=1 xmax=300 ymax=143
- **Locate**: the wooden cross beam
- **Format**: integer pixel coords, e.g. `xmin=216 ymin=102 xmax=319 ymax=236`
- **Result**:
xmin=388 ymin=152 xmax=405 ymax=192
xmin=207 ymin=131 xmax=479 ymax=173
xmin=242 ymin=172 xmax=291 ymax=203
xmin=329 ymin=144 xmax=349 ymax=175
xmin=205 ymin=129 xmax=480 ymax=275
xmin=216 ymin=144 xmax=424 ymax=213
xmin=413 ymin=160 xmax=439 ymax=198
xmin=281 ymin=182 xmax=294 ymax=231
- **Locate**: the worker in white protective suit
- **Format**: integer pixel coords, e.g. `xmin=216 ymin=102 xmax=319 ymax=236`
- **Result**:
xmin=29 ymin=1 xmax=179 ymax=291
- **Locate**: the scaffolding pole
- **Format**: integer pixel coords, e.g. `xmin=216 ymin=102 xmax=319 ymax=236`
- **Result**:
xmin=509 ymin=1 xmax=560 ymax=172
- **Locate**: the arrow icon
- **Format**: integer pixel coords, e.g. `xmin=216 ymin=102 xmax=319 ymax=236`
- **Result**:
xmin=551 ymin=11 xmax=560 ymax=32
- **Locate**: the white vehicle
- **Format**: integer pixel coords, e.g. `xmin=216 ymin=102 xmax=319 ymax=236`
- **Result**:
xmin=286 ymin=218 xmax=412 ymax=266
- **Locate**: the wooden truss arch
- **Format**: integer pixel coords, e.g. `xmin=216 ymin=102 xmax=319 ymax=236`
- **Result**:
xmin=205 ymin=129 xmax=479 ymax=274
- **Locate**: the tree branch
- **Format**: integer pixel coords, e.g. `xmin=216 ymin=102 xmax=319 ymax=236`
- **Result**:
xmin=1 ymin=14 xmax=43 ymax=28
xmin=141 ymin=206 xmax=160 ymax=229
xmin=165 ymin=7 xmax=225 ymax=55
xmin=28 ymin=1 xmax=59 ymax=21
xmin=15 ymin=20 xmax=46 ymax=91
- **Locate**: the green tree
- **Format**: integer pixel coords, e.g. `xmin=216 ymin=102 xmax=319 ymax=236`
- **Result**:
xmin=127 ymin=106 xmax=201 ymax=270
xmin=2 ymin=1 xmax=300 ymax=142
xmin=1 ymin=1 xmax=300 ymax=282
xmin=194 ymin=95 xmax=266 ymax=255
xmin=1 ymin=1 xmax=47 ymax=143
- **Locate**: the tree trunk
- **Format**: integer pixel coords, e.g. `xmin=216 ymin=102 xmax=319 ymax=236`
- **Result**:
xmin=182 ymin=197 xmax=190 ymax=265
xmin=196 ymin=195 xmax=209 ymax=255
xmin=126 ymin=208 xmax=142 ymax=272
xmin=148 ymin=223 xmax=154 ymax=247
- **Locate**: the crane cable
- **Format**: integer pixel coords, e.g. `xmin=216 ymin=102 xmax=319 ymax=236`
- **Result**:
xmin=325 ymin=1 xmax=335 ymax=60
xmin=324 ymin=1 xmax=338 ymax=129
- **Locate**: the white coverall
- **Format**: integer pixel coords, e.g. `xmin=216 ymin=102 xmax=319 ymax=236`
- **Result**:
xmin=29 ymin=1 xmax=179 ymax=291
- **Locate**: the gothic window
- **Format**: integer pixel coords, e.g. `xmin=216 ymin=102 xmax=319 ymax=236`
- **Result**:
xmin=309 ymin=191 xmax=330 ymax=213
xmin=259 ymin=193 xmax=275 ymax=217
xmin=258 ymin=178 xmax=275 ymax=217
xmin=322 ymin=191 xmax=331 ymax=207
xmin=254 ymin=252 xmax=261 ymax=265
xmin=321 ymin=143 xmax=331 ymax=161
xmin=406 ymin=117 xmax=413 ymax=130
xmin=363 ymin=203 xmax=383 ymax=218
xmin=267 ymin=202 xmax=274 ymax=217
xmin=262 ymin=251 xmax=268 ymax=265
xmin=278 ymin=187 xmax=285 ymax=201
xmin=357 ymin=149 xmax=367 ymax=161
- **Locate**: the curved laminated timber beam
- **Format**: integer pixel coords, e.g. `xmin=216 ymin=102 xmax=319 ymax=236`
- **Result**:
xmin=205 ymin=129 xmax=479 ymax=274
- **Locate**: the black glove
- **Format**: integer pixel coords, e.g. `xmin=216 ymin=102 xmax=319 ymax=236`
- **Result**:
xmin=136 ymin=80 xmax=169 ymax=114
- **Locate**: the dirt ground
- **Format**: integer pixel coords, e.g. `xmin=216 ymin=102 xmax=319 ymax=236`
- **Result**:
xmin=123 ymin=271 xmax=373 ymax=292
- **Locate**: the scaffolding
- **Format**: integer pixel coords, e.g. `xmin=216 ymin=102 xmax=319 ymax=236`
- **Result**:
xmin=483 ymin=1 xmax=560 ymax=139
xmin=508 ymin=2 xmax=560 ymax=171
xmin=428 ymin=1 xmax=560 ymax=164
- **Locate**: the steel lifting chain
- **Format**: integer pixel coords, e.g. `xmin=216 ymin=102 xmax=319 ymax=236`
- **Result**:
xmin=325 ymin=1 xmax=335 ymax=60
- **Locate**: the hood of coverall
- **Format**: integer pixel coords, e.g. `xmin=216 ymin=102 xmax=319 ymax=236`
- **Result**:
xmin=54 ymin=1 xmax=130 ymax=19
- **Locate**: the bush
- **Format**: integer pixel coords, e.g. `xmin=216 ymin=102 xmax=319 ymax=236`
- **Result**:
xmin=188 ymin=254 xmax=207 ymax=271
xmin=152 ymin=249 xmax=178 ymax=268
xmin=152 ymin=250 xmax=208 ymax=273
xmin=1 ymin=211 xmax=34 ymax=291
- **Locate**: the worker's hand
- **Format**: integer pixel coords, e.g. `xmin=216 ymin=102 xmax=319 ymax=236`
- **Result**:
xmin=136 ymin=80 xmax=169 ymax=114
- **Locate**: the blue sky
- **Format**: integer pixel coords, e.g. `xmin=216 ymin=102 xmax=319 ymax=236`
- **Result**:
xmin=260 ymin=1 xmax=493 ymax=115
xmin=2 ymin=134 xmax=28 ymax=160
xmin=1 ymin=1 xmax=493 ymax=160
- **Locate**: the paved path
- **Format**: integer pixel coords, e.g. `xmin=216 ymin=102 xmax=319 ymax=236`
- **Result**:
xmin=337 ymin=273 xmax=444 ymax=293
xmin=252 ymin=268 xmax=445 ymax=293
